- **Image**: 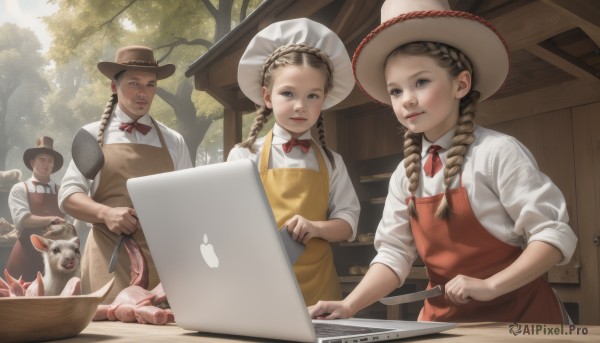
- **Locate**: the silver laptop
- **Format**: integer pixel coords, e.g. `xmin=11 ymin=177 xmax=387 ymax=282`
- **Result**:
xmin=127 ymin=159 xmax=456 ymax=342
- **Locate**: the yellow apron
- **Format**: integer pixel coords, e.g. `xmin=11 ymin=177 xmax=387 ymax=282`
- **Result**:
xmin=82 ymin=119 xmax=174 ymax=303
xmin=259 ymin=130 xmax=342 ymax=306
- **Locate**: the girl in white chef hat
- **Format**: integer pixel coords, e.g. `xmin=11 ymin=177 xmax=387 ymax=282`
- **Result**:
xmin=309 ymin=0 xmax=577 ymax=324
xmin=228 ymin=18 xmax=360 ymax=306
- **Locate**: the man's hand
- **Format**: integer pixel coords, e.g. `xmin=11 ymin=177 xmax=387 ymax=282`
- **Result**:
xmin=102 ymin=207 xmax=140 ymax=235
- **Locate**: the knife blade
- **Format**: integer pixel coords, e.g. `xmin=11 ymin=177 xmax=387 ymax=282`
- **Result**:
xmin=108 ymin=234 xmax=125 ymax=273
xmin=379 ymin=285 xmax=443 ymax=305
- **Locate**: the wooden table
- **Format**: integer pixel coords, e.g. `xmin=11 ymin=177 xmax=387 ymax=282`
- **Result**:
xmin=51 ymin=321 xmax=600 ymax=342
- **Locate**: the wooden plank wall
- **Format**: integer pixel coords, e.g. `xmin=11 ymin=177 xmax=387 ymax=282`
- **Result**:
xmin=487 ymin=102 xmax=600 ymax=325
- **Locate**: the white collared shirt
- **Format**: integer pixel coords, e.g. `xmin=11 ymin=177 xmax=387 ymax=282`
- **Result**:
xmin=372 ymin=125 xmax=578 ymax=284
xmin=227 ymin=123 xmax=360 ymax=241
xmin=8 ymin=177 xmax=60 ymax=230
xmin=58 ymin=105 xmax=193 ymax=211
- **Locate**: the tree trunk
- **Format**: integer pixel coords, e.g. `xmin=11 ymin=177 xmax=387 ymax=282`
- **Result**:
xmin=156 ymin=79 xmax=217 ymax=166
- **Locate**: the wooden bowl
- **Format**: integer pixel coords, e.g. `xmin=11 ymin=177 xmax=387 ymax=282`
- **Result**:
xmin=0 ymin=278 xmax=114 ymax=343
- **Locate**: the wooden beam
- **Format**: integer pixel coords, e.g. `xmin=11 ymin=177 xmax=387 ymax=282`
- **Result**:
xmin=204 ymin=87 xmax=238 ymax=112
xmin=476 ymin=78 xmax=600 ymax=126
xmin=275 ymin=0 xmax=335 ymax=21
xmin=541 ymin=0 xmax=600 ymax=28
xmin=222 ymin=108 xmax=242 ymax=160
xmin=489 ymin=1 xmax=577 ymax=51
xmin=580 ymin=22 xmax=600 ymax=47
xmin=331 ymin=0 xmax=382 ymax=43
xmin=541 ymin=0 xmax=600 ymax=47
xmin=526 ymin=44 xmax=599 ymax=82
xmin=571 ymin=102 xmax=600 ymax=324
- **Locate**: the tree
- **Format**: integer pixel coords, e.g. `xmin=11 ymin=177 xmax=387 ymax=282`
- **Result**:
xmin=44 ymin=0 xmax=262 ymax=165
xmin=0 ymin=23 xmax=49 ymax=170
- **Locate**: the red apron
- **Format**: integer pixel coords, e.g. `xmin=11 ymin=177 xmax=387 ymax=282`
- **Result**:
xmin=6 ymin=183 xmax=63 ymax=281
xmin=408 ymin=178 xmax=564 ymax=324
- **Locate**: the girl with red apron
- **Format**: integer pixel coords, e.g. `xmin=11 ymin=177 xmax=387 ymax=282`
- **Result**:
xmin=308 ymin=0 xmax=577 ymax=324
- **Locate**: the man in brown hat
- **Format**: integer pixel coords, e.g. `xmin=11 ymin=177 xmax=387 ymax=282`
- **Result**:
xmin=6 ymin=136 xmax=67 ymax=281
xmin=59 ymin=45 xmax=192 ymax=303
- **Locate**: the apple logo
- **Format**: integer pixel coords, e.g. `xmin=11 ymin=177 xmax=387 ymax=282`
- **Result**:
xmin=200 ymin=233 xmax=219 ymax=268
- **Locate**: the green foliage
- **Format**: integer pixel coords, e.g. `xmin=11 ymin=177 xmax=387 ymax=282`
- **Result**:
xmin=0 ymin=23 xmax=49 ymax=170
xmin=41 ymin=0 xmax=263 ymax=165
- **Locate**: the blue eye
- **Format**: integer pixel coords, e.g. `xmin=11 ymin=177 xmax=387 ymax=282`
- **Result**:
xmin=389 ymin=88 xmax=402 ymax=96
xmin=416 ymin=79 xmax=430 ymax=87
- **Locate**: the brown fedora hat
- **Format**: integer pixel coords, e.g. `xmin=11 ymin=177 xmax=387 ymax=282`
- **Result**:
xmin=353 ymin=0 xmax=510 ymax=105
xmin=97 ymin=45 xmax=176 ymax=80
xmin=23 ymin=136 xmax=64 ymax=173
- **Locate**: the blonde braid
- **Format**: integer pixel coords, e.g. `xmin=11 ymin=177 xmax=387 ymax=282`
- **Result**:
xmin=238 ymin=106 xmax=271 ymax=153
xmin=428 ymin=43 xmax=478 ymax=219
xmin=316 ymin=115 xmax=336 ymax=169
xmin=403 ymin=129 xmax=422 ymax=219
xmin=97 ymin=94 xmax=118 ymax=147
xmin=260 ymin=43 xmax=333 ymax=90
xmin=435 ymin=91 xmax=479 ymax=219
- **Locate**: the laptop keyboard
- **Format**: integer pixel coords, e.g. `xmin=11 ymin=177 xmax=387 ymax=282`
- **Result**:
xmin=313 ymin=322 xmax=391 ymax=338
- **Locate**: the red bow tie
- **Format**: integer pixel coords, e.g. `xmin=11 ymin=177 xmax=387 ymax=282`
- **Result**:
xmin=282 ymin=138 xmax=311 ymax=154
xmin=119 ymin=121 xmax=152 ymax=135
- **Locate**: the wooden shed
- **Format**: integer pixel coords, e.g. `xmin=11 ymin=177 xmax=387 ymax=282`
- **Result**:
xmin=186 ymin=0 xmax=600 ymax=325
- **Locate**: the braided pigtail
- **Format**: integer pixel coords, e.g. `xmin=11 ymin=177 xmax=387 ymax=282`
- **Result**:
xmin=316 ymin=115 xmax=336 ymax=169
xmin=97 ymin=94 xmax=118 ymax=147
xmin=238 ymin=106 xmax=272 ymax=153
xmin=435 ymin=90 xmax=479 ymax=219
xmin=427 ymin=43 xmax=478 ymax=219
xmin=403 ymin=129 xmax=422 ymax=219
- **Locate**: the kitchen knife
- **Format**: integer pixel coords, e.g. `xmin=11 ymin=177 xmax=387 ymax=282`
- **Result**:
xmin=108 ymin=234 xmax=125 ymax=273
xmin=379 ymin=285 xmax=443 ymax=305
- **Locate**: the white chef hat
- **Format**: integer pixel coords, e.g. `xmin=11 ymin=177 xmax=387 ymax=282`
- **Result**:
xmin=238 ymin=18 xmax=354 ymax=110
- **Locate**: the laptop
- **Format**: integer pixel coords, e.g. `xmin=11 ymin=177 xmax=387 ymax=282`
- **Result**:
xmin=127 ymin=159 xmax=456 ymax=342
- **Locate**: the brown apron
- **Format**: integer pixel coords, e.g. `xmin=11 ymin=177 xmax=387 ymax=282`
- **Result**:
xmin=408 ymin=177 xmax=564 ymax=324
xmin=82 ymin=120 xmax=174 ymax=303
xmin=6 ymin=182 xmax=63 ymax=281
xmin=259 ymin=130 xmax=342 ymax=306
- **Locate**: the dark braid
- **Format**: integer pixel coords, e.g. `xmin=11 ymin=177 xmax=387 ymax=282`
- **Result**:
xmin=388 ymin=42 xmax=478 ymax=220
xmin=97 ymin=94 xmax=118 ymax=147
xmin=316 ymin=115 xmax=336 ymax=169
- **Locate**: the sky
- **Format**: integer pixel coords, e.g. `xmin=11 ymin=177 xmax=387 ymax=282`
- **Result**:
xmin=1 ymin=0 xmax=58 ymax=52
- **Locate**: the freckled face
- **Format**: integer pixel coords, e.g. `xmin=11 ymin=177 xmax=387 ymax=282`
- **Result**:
xmin=384 ymin=54 xmax=470 ymax=142
xmin=112 ymin=70 xmax=158 ymax=121
xmin=262 ymin=65 xmax=326 ymax=139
